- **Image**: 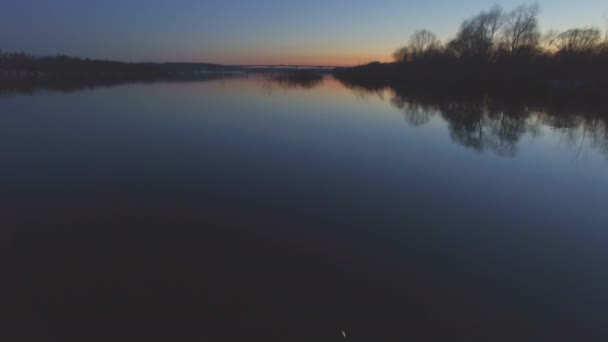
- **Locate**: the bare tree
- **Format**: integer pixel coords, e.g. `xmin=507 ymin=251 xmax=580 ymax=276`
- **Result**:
xmin=604 ymin=14 xmax=608 ymax=41
xmin=502 ymin=3 xmax=541 ymax=52
xmin=603 ymin=15 xmax=608 ymax=51
xmin=393 ymin=30 xmax=441 ymax=62
xmin=408 ymin=30 xmax=442 ymax=60
xmin=539 ymin=30 xmax=561 ymax=53
xmin=556 ymin=27 xmax=602 ymax=54
xmin=392 ymin=46 xmax=410 ymax=63
xmin=449 ymin=5 xmax=505 ymax=59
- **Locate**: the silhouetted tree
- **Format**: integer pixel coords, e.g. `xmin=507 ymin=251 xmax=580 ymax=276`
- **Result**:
xmin=539 ymin=29 xmax=560 ymax=53
xmin=393 ymin=30 xmax=442 ymax=63
xmin=501 ymin=3 xmax=541 ymax=53
xmin=337 ymin=2 xmax=608 ymax=86
xmin=448 ymin=5 xmax=504 ymax=61
xmin=392 ymin=46 xmax=410 ymax=63
xmin=556 ymin=27 xmax=602 ymax=55
xmin=408 ymin=30 xmax=442 ymax=60
xmin=599 ymin=20 xmax=608 ymax=54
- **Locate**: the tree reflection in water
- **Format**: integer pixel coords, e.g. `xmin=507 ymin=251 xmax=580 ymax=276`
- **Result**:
xmin=339 ymin=79 xmax=608 ymax=158
xmin=2 ymin=74 xmax=606 ymax=158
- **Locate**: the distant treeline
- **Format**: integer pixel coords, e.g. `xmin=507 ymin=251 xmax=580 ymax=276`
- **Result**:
xmin=0 ymin=52 xmax=243 ymax=76
xmin=335 ymin=3 xmax=608 ymax=87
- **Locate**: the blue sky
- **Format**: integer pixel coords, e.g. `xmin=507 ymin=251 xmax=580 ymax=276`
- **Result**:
xmin=0 ymin=0 xmax=606 ymax=65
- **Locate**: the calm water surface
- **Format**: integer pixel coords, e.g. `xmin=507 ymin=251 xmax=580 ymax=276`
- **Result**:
xmin=2 ymin=76 xmax=608 ymax=341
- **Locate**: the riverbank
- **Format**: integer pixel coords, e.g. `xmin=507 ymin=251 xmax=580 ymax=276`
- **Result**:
xmin=333 ymin=61 xmax=608 ymax=95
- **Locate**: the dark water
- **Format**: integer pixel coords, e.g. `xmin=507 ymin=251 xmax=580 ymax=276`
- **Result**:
xmin=2 ymin=76 xmax=608 ymax=341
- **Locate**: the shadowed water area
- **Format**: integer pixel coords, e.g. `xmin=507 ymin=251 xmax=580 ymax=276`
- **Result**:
xmin=2 ymin=75 xmax=608 ymax=341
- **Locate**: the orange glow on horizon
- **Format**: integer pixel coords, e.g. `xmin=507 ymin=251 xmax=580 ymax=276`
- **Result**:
xmin=198 ymin=50 xmax=394 ymax=67
xmin=207 ymin=56 xmax=392 ymax=67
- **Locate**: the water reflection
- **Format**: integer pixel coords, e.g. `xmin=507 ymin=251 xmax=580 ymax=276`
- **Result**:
xmin=2 ymin=75 xmax=608 ymax=341
xmin=340 ymin=80 xmax=608 ymax=157
xmin=259 ymin=70 xmax=326 ymax=93
xmin=0 ymin=71 xmax=328 ymax=99
xmin=2 ymin=74 xmax=607 ymax=158
xmin=0 ymin=73 xmax=241 ymax=96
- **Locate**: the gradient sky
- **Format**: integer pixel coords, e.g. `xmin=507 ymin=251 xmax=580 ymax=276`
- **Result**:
xmin=1 ymin=0 xmax=606 ymax=65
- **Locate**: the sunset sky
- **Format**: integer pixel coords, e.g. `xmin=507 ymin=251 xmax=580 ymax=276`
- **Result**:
xmin=1 ymin=0 xmax=606 ymax=65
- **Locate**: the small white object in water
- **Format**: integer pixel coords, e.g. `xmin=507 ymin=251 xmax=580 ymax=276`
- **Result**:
xmin=341 ymin=330 xmax=347 ymax=338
